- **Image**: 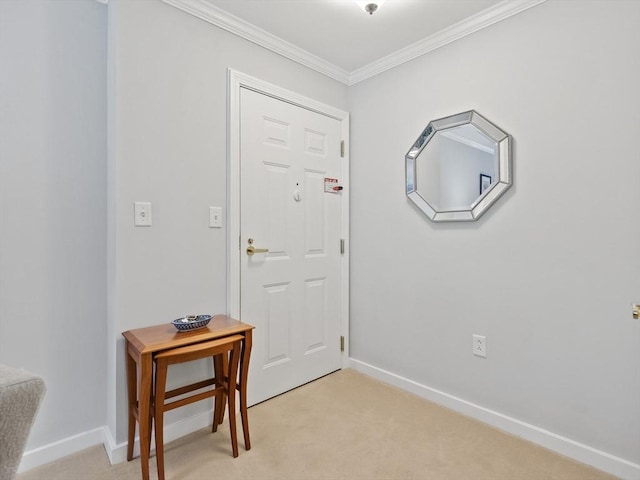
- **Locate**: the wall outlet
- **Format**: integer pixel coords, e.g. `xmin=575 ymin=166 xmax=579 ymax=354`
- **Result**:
xmin=473 ymin=334 xmax=486 ymax=358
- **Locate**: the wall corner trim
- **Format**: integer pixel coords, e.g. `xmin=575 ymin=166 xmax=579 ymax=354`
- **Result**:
xmin=104 ymin=409 xmax=212 ymax=466
xmin=348 ymin=358 xmax=640 ymax=480
xmin=16 ymin=364 xmax=638 ymax=479
xmin=160 ymin=0 xmax=547 ymax=86
xmin=160 ymin=0 xmax=350 ymax=84
xmin=348 ymin=0 xmax=547 ymax=84
xmin=17 ymin=427 xmax=107 ymax=474
xmin=18 ymin=412 xmax=214 ymax=474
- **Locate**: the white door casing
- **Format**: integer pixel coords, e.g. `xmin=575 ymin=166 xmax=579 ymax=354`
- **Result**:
xmin=227 ymin=70 xmax=350 ymax=405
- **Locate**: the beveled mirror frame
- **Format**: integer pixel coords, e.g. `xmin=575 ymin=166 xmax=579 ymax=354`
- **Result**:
xmin=405 ymin=110 xmax=512 ymax=222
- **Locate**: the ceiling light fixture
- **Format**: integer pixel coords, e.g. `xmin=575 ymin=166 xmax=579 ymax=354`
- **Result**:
xmin=356 ymin=1 xmax=386 ymax=15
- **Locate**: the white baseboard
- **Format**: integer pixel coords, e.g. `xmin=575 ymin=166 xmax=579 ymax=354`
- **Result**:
xmin=18 ymin=426 xmax=107 ymax=474
xmin=105 ymin=410 xmax=213 ymax=465
xmin=18 ymin=367 xmax=639 ymax=480
xmin=19 ymin=410 xmax=217 ymax=474
xmin=348 ymin=358 xmax=640 ymax=480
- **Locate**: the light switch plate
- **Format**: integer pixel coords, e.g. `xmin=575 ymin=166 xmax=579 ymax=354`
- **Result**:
xmin=209 ymin=206 xmax=222 ymax=228
xmin=134 ymin=202 xmax=152 ymax=227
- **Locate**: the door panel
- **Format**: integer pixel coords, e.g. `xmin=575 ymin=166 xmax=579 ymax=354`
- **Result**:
xmin=304 ymin=277 xmax=327 ymax=352
xmin=240 ymin=87 xmax=343 ymax=405
xmin=263 ymin=282 xmax=291 ymax=366
xmin=305 ymin=171 xmax=326 ymax=254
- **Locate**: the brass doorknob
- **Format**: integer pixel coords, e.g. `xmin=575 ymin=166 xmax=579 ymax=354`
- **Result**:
xmin=247 ymin=238 xmax=269 ymax=256
xmin=633 ymin=304 xmax=640 ymax=320
xmin=247 ymin=245 xmax=269 ymax=256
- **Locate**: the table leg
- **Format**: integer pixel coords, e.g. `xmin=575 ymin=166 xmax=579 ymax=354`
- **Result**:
xmin=239 ymin=330 xmax=252 ymax=450
xmin=212 ymin=353 xmax=225 ymax=432
xmin=138 ymin=353 xmax=153 ymax=480
xmin=125 ymin=345 xmax=137 ymax=461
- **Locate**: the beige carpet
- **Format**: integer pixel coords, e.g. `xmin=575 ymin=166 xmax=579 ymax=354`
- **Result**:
xmin=17 ymin=369 xmax=617 ymax=480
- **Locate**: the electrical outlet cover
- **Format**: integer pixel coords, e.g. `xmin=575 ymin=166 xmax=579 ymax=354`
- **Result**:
xmin=473 ymin=334 xmax=486 ymax=358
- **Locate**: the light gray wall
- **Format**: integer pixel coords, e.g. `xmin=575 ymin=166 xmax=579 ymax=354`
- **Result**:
xmin=0 ymin=0 xmax=107 ymax=449
xmin=3 ymin=0 xmax=639 ymax=471
xmin=348 ymin=0 xmax=640 ymax=464
xmin=107 ymin=0 xmax=349 ymax=443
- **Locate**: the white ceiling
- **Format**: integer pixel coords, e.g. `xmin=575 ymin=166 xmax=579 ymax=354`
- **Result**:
xmin=163 ymin=0 xmax=546 ymax=84
xmin=201 ymin=0 xmax=502 ymax=72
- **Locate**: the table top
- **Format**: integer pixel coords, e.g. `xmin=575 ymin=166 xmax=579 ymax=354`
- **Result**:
xmin=122 ymin=314 xmax=254 ymax=355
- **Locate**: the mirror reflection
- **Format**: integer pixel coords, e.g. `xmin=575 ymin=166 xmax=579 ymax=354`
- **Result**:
xmin=406 ymin=111 xmax=511 ymax=222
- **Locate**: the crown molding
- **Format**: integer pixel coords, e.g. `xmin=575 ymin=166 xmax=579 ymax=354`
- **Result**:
xmin=349 ymin=0 xmax=547 ymax=85
xmin=161 ymin=0 xmax=547 ymax=87
xmin=160 ymin=0 xmax=350 ymax=84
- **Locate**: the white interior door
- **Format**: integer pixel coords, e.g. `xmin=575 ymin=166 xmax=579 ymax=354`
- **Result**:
xmin=239 ymin=86 xmax=346 ymax=405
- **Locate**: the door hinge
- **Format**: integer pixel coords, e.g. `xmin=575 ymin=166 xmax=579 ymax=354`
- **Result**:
xmin=340 ymin=140 xmax=345 ymax=158
xmin=340 ymin=336 xmax=345 ymax=352
xmin=340 ymin=238 xmax=345 ymax=254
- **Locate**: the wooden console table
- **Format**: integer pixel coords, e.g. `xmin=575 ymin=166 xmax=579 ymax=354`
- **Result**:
xmin=122 ymin=315 xmax=254 ymax=480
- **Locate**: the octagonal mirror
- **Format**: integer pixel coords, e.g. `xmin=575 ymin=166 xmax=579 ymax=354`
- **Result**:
xmin=405 ymin=110 xmax=512 ymax=222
